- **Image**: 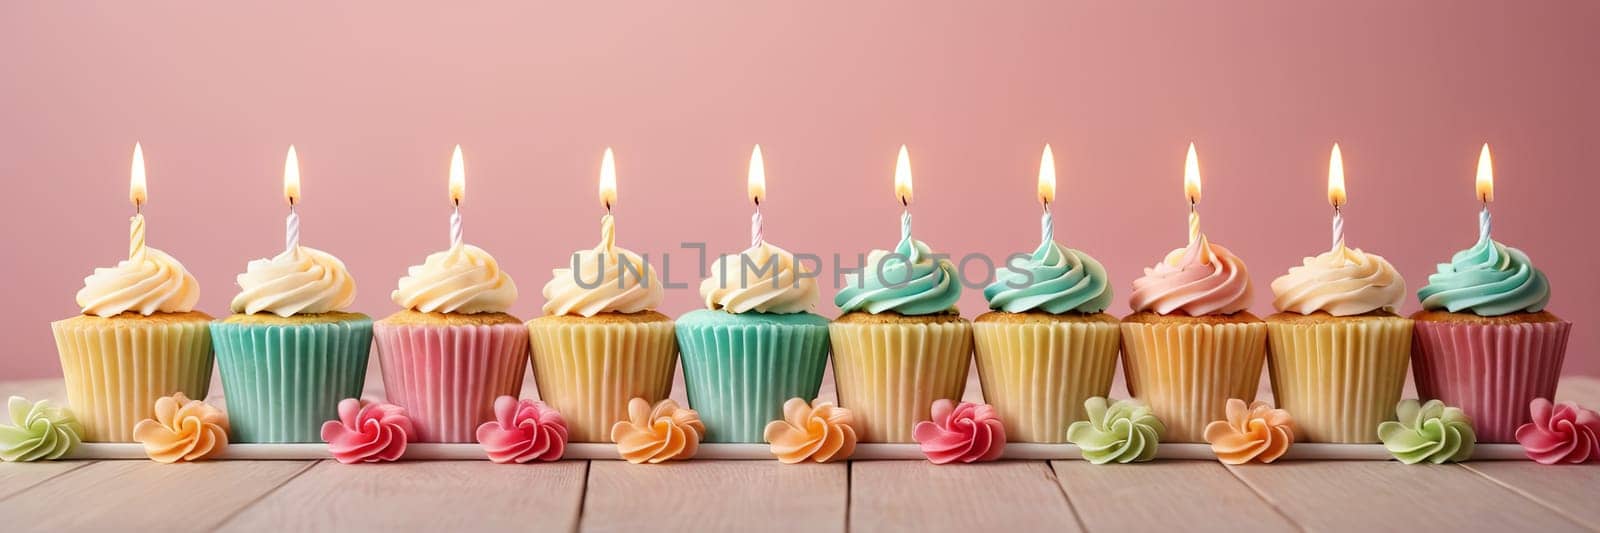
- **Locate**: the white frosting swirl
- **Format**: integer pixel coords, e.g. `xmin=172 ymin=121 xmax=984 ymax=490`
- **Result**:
xmin=231 ymin=247 xmax=358 ymax=317
xmin=76 ymin=247 xmax=201 ymax=317
xmin=1271 ymin=245 xmax=1405 ymax=316
xmin=391 ymin=244 xmax=517 ymax=314
xmin=541 ymin=215 xmax=663 ymax=317
xmin=700 ymin=243 xmax=818 ymax=314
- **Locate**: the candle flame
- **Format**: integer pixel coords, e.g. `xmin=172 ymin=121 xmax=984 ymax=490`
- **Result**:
xmin=748 ymin=144 xmax=766 ymax=204
xmin=1038 ymin=144 xmax=1057 ymax=205
xmin=599 ymin=147 xmax=617 ymax=209
xmin=1328 ymin=143 xmax=1346 ymax=207
xmin=1183 ymin=142 xmax=1201 ymax=204
xmin=448 ymin=145 xmax=465 ymax=204
xmin=284 ymin=145 xmax=301 ymax=206
xmin=130 ymin=143 xmax=147 ymax=208
xmin=894 ymin=145 xmax=913 ymax=205
xmin=1476 ymin=143 xmax=1494 ymax=203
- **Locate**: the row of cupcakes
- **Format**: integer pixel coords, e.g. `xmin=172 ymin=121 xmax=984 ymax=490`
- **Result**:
xmin=45 ymin=142 xmax=1567 ymax=452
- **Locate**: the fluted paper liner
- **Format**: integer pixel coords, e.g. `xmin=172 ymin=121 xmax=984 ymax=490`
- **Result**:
xmin=374 ymin=322 xmax=529 ymax=443
xmin=1412 ymin=319 xmax=1570 ymax=443
xmin=527 ymin=318 xmax=678 ymax=443
xmin=1120 ymin=320 xmax=1267 ymax=442
xmin=212 ymin=318 xmax=373 ymax=443
xmin=52 ymin=315 xmax=215 ymax=442
xmin=973 ymin=320 xmax=1120 ymax=443
xmin=1266 ymin=317 xmax=1411 ymax=443
xmin=678 ymin=322 xmax=830 ymax=443
xmin=829 ymin=320 xmax=973 ymax=443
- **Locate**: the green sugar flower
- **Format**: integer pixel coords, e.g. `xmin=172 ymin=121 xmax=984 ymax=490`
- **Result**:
xmin=1378 ymin=399 xmax=1476 ymax=464
xmin=0 ymin=396 xmax=84 ymax=462
xmin=1067 ymin=397 xmax=1164 ymax=464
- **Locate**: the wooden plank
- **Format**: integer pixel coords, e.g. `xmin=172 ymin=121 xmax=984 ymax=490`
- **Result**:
xmin=1228 ymin=461 xmax=1587 ymax=532
xmin=0 ymin=460 xmax=313 ymax=532
xmin=218 ymin=460 xmax=587 ymax=532
xmin=582 ymin=460 xmax=846 ymax=533
xmin=850 ymin=461 xmax=1081 ymax=533
xmin=0 ymin=461 xmax=90 ymax=500
xmin=1051 ymin=461 xmax=1295 ymax=532
xmin=1463 ymin=463 xmax=1600 ymax=530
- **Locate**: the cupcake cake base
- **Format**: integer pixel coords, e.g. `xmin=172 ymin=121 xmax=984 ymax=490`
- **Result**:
xmin=52 ymin=311 xmax=216 ymax=442
xmin=1265 ymin=311 xmax=1411 ymax=443
xmin=829 ymin=311 xmax=974 ymax=443
xmin=973 ymin=311 xmax=1120 ymax=443
xmin=676 ymin=309 xmax=830 ymax=443
xmin=212 ymin=312 xmax=373 ymax=443
xmin=1120 ymin=311 xmax=1268 ymax=443
xmin=1411 ymin=310 xmax=1570 ymax=443
xmin=528 ymin=311 xmax=678 ymax=443
xmin=374 ymin=311 xmax=530 ymax=443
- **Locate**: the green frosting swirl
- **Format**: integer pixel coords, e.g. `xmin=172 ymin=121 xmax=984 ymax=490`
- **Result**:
xmin=1066 ymin=397 xmax=1164 ymax=464
xmin=1417 ymin=236 xmax=1550 ymax=316
xmin=1377 ymin=399 xmax=1475 ymax=464
xmin=835 ymin=236 xmax=961 ymax=315
xmin=985 ymin=240 xmax=1112 ymax=314
xmin=0 ymin=396 xmax=83 ymax=462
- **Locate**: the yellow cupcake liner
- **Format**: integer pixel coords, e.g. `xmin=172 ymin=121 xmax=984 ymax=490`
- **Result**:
xmin=1120 ymin=320 xmax=1267 ymax=443
xmin=828 ymin=319 xmax=973 ymax=443
xmin=973 ymin=320 xmax=1121 ymax=443
xmin=527 ymin=318 xmax=678 ymax=442
xmin=51 ymin=315 xmax=215 ymax=442
xmin=1266 ymin=317 xmax=1412 ymax=443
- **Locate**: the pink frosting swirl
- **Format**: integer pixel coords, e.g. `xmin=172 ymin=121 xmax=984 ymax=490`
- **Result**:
xmin=476 ymin=396 xmax=568 ymax=463
xmin=1515 ymin=398 xmax=1600 ymax=465
xmin=912 ymin=400 xmax=1006 ymax=464
xmin=320 ymin=399 xmax=414 ymax=464
xmin=1129 ymin=236 xmax=1254 ymax=316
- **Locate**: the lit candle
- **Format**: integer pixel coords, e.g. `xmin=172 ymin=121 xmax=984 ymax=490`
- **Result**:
xmin=1038 ymin=144 xmax=1057 ymax=246
xmin=283 ymin=145 xmax=302 ymax=255
xmin=1476 ymin=143 xmax=1494 ymax=242
xmin=748 ymin=145 xmax=766 ymax=249
xmin=1184 ymin=142 xmax=1202 ymax=244
xmin=449 ymin=145 xmax=465 ymax=249
xmin=895 ymin=145 xmax=913 ymax=242
xmin=599 ymin=147 xmax=618 ymax=251
xmin=129 ymin=143 xmax=147 ymax=260
xmin=1328 ymin=143 xmax=1346 ymax=251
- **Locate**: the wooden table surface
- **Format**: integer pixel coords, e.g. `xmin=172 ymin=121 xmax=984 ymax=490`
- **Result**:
xmin=2 ymin=368 xmax=1598 ymax=533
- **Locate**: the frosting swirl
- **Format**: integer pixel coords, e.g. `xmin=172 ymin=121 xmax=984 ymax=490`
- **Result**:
xmin=1271 ymin=245 xmax=1405 ymax=316
xmin=1377 ymin=399 xmax=1476 ymax=464
xmin=76 ymin=248 xmax=200 ymax=317
xmin=0 ymin=396 xmax=83 ymax=462
xmin=476 ymin=396 xmax=568 ymax=463
xmin=542 ymin=215 xmax=663 ymax=317
xmin=231 ymin=247 xmax=357 ymax=316
xmin=132 ymin=392 xmax=228 ymax=463
xmin=763 ymin=398 xmax=858 ymax=464
xmin=912 ymin=399 xmax=1006 ymax=464
xmin=1417 ymin=236 xmax=1550 ymax=316
xmin=1066 ymin=397 xmax=1164 ymax=464
xmin=1515 ymin=398 xmax=1599 ymax=465
xmin=1203 ymin=399 xmax=1295 ymax=464
xmin=392 ymin=244 xmax=518 ymax=314
xmin=835 ymin=236 xmax=961 ymax=315
xmin=1129 ymin=236 xmax=1253 ymax=316
xmin=610 ymin=398 xmax=704 ymax=464
xmin=986 ymin=240 xmax=1112 ymax=314
xmin=700 ymin=243 xmax=819 ymax=314
xmin=320 ymin=398 xmax=414 ymax=464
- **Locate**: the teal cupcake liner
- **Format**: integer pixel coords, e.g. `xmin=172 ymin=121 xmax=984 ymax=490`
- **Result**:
xmin=211 ymin=317 xmax=374 ymax=443
xmin=676 ymin=310 xmax=830 ymax=443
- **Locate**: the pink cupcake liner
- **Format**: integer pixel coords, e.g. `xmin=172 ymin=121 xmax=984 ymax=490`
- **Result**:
xmin=1411 ymin=319 xmax=1570 ymax=443
xmin=373 ymin=322 xmax=530 ymax=443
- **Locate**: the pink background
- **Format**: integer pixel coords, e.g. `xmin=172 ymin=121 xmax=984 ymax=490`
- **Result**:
xmin=1 ymin=1 xmax=1595 ymax=380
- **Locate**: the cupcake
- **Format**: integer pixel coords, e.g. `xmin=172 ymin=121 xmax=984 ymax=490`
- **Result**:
xmin=677 ymin=242 xmax=829 ymax=442
xmin=374 ymin=243 xmax=526 ymax=442
xmin=1265 ymin=244 xmax=1410 ymax=442
xmin=528 ymin=214 xmax=676 ymax=442
xmin=1122 ymin=235 xmax=1266 ymax=442
xmin=1412 ymin=231 xmax=1564 ymax=442
xmin=974 ymin=232 xmax=1118 ymax=443
xmin=211 ymin=246 xmax=369 ymax=442
xmin=831 ymin=225 xmax=971 ymax=443
xmin=53 ymin=215 xmax=212 ymax=442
